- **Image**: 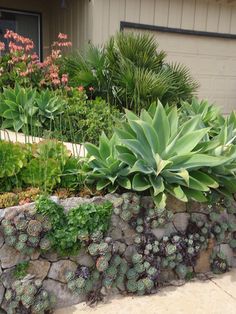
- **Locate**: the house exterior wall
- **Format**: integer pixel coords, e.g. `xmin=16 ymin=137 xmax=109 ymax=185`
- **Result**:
xmin=0 ymin=0 xmax=88 ymax=56
xmin=88 ymin=0 xmax=236 ymax=45
xmin=0 ymin=0 xmax=51 ymax=56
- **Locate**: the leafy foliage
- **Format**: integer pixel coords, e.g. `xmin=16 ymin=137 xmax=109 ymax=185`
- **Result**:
xmin=84 ymin=101 xmax=236 ymax=207
xmin=0 ymin=141 xmax=27 ymax=178
xmin=14 ymin=261 xmax=29 ymax=279
xmin=36 ymin=196 xmax=113 ymax=255
xmin=64 ymin=32 xmax=198 ymax=112
xmin=84 ymin=133 xmax=131 ymax=193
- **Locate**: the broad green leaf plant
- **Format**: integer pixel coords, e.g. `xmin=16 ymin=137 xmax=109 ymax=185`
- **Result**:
xmin=84 ymin=101 xmax=236 ymax=208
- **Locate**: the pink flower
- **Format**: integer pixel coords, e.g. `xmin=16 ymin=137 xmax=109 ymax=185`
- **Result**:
xmin=78 ymin=86 xmax=84 ymax=92
xmin=61 ymin=74 xmax=68 ymax=84
xmin=58 ymin=33 xmax=68 ymax=40
xmin=0 ymin=42 xmax=5 ymax=51
xmin=89 ymin=86 xmax=95 ymax=92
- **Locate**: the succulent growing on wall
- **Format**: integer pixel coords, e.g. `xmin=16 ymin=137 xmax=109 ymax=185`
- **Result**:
xmin=4 ymin=277 xmax=56 ymax=313
xmin=1 ymin=210 xmax=52 ymax=255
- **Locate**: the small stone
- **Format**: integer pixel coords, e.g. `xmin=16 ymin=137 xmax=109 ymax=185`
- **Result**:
xmin=41 ymin=251 xmax=59 ymax=262
xmin=0 ymin=232 xmax=4 ymax=249
xmin=195 ymin=238 xmax=215 ymax=273
xmin=0 ymin=283 xmax=5 ymax=305
xmin=166 ymin=195 xmax=187 ymax=213
xmin=110 ymin=227 xmax=122 ymax=241
xmin=113 ymin=241 xmax=126 ymax=255
xmin=43 ymin=279 xmax=84 ymax=308
xmin=49 ymin=196 xmax=60 ymax=204
xmin=123 ymin=227 xmax=136 ymax=245
xmin=173 ymin=213 xmax=190 ymax=233
xmin=28 ymin=260 xmax=51 ymax=280
xmin=60 ymin=197 xmax=84 ymax=212
xmin=159 ymin=269 xmax=177 ymax=282
xmin=151 ymin=223 xmax=176 ymax=240
xmin=124 ymin=245 xmax=137 ymax=262
xmin=76 ymin=249 xmax=94 ymax=267
xmin=219 ymin=244 xmax=234 ymax=267
xmin=0 ymin=244 xmax=29 ymax=269
xmin=48 ymin=260 xmax=77 ymax=283
xmin=187 ymin=201 xmax=209 ymax=213
xmin=1 ymin=268 xmax=15 ymax=289
xmin=30 ymin=250 xmax=40 ymax=260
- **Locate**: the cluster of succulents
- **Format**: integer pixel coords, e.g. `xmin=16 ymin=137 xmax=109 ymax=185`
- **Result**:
xmin=66 ymin=266 xmax=95 ymax=296
xmin=0 ymin=188 xmax=40 ymax=209
xmin=210 ymin=251 xmax=229 ymax=274
xmin=208 ymin=212 xmax=236 ymax=244
xmin=1 ymin=210 xmax=52 ymax=255
xmin=114 ymin=193 xmax=141 ymax=222
xmin=4 ymin=276 xmax=56 ymax=314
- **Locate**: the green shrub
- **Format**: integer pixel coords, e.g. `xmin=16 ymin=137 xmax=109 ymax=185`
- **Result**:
xmin=36 ymin=196 xmax=113 ymax=255
xmin=0 ymin=141 xmax=27 ymax=178
xmin=49 ymin=91 xmax=121 ymax=145
xmin=64 ymin=32 xmax=198 ymax=112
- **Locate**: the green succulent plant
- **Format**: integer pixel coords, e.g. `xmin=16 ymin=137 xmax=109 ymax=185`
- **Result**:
xmin=0 ymin=84 xmax=39 ymax=132
xmin=116 ymin=101 xmax=232 ymax=207
xmin=84 ymin=133 xmax=131 ymax=193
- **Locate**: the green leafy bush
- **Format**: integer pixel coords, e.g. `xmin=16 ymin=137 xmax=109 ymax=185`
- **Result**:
xmin=64 ymin=32 xmax=198 ymax=112
xmin=0 ymin=139 xmax=83 ymax=193
xmin=0 ymin=141 xmax=27 ymax=178
xmin=36 ymin=196 xmax=113 ymax=255
xmin=49 ymin=90 xmax=121 ymax=145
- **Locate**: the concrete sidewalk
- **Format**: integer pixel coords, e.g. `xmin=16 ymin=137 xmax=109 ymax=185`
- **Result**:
xmin=55 ymin=270 xmax=236 ymax=314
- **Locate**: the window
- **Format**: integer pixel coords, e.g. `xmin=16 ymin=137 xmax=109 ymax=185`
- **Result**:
xmin=0 ymin=8 xmax=41 ymax=57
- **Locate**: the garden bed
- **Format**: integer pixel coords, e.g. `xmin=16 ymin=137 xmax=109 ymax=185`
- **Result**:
xmin=0 ymin=193 xmax=235 ymax=312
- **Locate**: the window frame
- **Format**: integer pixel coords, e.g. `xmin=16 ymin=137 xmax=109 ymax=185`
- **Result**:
xmin=0 ymin=6 xmax=43 ymax=59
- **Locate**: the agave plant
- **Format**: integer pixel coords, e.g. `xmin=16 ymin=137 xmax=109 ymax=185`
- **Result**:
xmin=35 ymin=89 xmax=65 ymax=123
xmin=84 ymin=133 xmax=131 ymax=192
xmin=0 ymin=84 xmax=39 ymax=132
xmin=115 ymin=101 xmax=233 ymax=207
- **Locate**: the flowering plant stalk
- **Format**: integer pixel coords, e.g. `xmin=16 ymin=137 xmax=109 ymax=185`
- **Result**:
xmin=0 ymin=30 xmax=72 ymax=89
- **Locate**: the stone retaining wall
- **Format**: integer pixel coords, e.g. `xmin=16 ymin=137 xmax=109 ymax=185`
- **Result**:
xmin=0 ymin=193 xmax=235 ymax=311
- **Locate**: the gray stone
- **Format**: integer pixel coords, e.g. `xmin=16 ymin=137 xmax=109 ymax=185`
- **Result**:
xmin=113 ymin=241 xmax=126 ymax=254
xmin=151 ymin=223 xmax=176 ymax=240
xmin=0 ymin=283 xmax=5 ymax=305
xmin=159 ymin=269 xmax=177 ymax=282
xmin=110 ymin=215 xmax=129 ymax=231
xmin=48 ymin=260 xmax=77 ymax=283
xmin=49 ymin=196 xmax=60 ymax=204
xmin=173 ymin=213 xmax=190 ymax=233
xmin=43 ymin=279 xmax=85 ymax=308
xmin=166 ymin=195 xmax=187 ymax=213
xmin=41 ymin=251 xmax=59 ymax=262
xmin=123 ymin=226 xmax=136 ymax=245
xmin=219 ymin=244 xmax=234 ymax=267
xmin=186 ymin=201 xmax=209 ymax=213
xmin=1 ymin=268 xmax=15 ymax=289
xmin=60 ymin=197 xmax=84 ymax=212
xmin=0 ymin=232 xmax=4 ymax=249
xmin=28 ymin=260 xmax=51 ymax=280
xmin=105 ymin=194 xmax=123 ymax=208
xmin=0 ymin=244 xmax=29 ymax=269
xmin=76 ymin=250 xmax=94 ymax=267
xmin=191 ymin=212 xmax=208 ymax=223
xmin=30 ymin=250 xmax=40 ymax=260
xmin=110 ymin=227 xmax=123 ymax=241
xmin=124 ymin=245 xmax=137 ymax=262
